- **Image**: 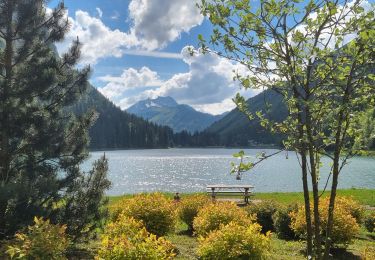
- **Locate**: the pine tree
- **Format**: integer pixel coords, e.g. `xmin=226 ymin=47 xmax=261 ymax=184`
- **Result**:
xmin=0 ymin=0 xmax=103 ymax=239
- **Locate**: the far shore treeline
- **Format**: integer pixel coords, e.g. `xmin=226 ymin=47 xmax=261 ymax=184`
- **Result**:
xmin=73 ymin=85 xmax=375 ymax=150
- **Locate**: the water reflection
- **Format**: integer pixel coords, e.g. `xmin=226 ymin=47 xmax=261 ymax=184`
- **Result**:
xmin=81 ymin=148 xmax=375 ymax=195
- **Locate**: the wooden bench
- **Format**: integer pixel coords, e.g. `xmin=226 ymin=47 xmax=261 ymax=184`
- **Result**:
xmin=206 ymin=185 xmax=254 ymax=205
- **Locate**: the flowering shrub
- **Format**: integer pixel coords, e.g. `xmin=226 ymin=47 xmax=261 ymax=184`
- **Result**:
xmin=333 ymin=196 xmax=365 ymax=224
xmin=193 ymin=202 xmax=254 ymax=237
xmin=6 ymin=217 xmax=69 ymax=260
xmin=290 ymin=196 xmax=360 ymax=246
xmin=178 ymin=194 xmax=211 ymax=231
xmin=364 ymin=212 xmax=375 ymax=233
xmin=245 ymin=200 xmax=280 ymax=233
xmin=272 ymin=204 xmax=298 ymax=239
xmin=197 ymin=222 xmax=271 ymax=259
xmin=109 ymin=193 xmax=177 ymax=236
xmin=361 ymin=246 xmax=375 ymax=260
xmin=96 ymin=214 xmax=176 ymax=259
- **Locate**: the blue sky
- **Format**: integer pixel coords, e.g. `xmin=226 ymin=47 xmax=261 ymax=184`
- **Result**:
xmin=48 ymin=0 xmax=258 ymax=114
xmin=48 ymin=0 xmax=373 ymax=114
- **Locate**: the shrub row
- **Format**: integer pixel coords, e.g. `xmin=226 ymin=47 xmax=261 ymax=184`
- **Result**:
xmin=4 ymin=193 xmax=369 ymax=259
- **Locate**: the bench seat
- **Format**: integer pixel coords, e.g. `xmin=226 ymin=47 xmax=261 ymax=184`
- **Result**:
xmin=206 ymin=184 xmax=254 ymax=204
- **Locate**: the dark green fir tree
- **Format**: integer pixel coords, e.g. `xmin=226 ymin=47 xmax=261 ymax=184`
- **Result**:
xmin=0 ymin=0 xmax=110 ymax=240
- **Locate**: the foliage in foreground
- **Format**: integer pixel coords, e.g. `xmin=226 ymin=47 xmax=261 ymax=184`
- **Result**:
xmin=58 ymin=156 xmax=111 ymax=241
xmin=109 ymin=192 xmax=177 ymax=236
xmin=6 ymin=217 xmax=69 ymax=260
xmin=96 ymin=214 xmax=176 ymax=260
xmin=193 ymin=202 xmax=254 ymax=237
xmin=197 ymin=222 xmax=271 ymax=260
xmin=272 ymin=204 xmax=298 ymax=240
xmin=364 ymin=212 xmax=375 ymax=233
xmin=178 ymin=194 xmax=211 ymax=231
xmin=198 ymin=0 xmax=375 ymax=257
xmin=245 ymin=200 xmax=280 ymax=233
xmin=0 ymin=1 xmax=110 ymax=240
xmin=290 ymin=197 xmax=360 ymax=246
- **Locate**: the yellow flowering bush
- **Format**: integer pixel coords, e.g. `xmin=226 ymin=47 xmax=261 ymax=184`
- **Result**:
xmin=333 ymin=196 xmax=365 ymax=224
xmin=6 ymin=217 xmax=69 ymax=260
xmin=178 ymin=194 xmax=211 ymax=231
xmin=109 ymin=193 xmax=177 ymax=236
xmin=193 ymin=202 xmax=254 ymax=237
xmin=96 ymin=214 xmax=176 ymax=260
xmin=197 ymin=222 xmax=271 ymax=259
xmin=290 ymin=196 xmax=360 ymax=246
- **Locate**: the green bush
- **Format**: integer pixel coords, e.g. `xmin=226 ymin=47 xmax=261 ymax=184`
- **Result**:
xmin=193 ymin=202 xmax=254 ymax=237
xmin=364 ymin=212 xmax=375 ymax=232
xmin=178 ymin=194 xmax=211 ymax=231
xmin=272 ymin=204 xmax=298 ymax=240
xmin=290 ymin=196 xmax=360 ymax=246
xmin=97 ymin=214 xmax=176 ymax=259
xmin=245 ymin=200 xmax=279 ymax=233
xmin=110 ymin=192 xmax=177 ymax=236
xmin=197 ymin=222 xmax=271 ymax=260
xmin=6 ymin=217 xmax=69 ymax=260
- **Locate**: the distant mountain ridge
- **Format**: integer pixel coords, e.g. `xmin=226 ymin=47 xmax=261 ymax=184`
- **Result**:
xmin=206 ymin=90 xmax=287 ymax=146
xmin=127 ymin=96 xmax=227 ymax=133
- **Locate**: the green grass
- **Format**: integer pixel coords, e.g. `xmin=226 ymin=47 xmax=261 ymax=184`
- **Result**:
xmin=253 ymin=188 xmax=375 ymax=206
xmin=108 ymin=189 xmax=375 ymax=206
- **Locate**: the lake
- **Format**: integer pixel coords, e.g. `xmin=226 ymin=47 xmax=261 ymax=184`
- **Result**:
xmin=82 ymin=148 xmax=375 ymax=196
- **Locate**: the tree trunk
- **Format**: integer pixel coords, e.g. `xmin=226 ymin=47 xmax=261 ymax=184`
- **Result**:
xmin=309 ymin=151 xmax=322 ymax=259
xmin=301 ymin=150 xmax=313 ymax=258
xmin=323 ymin=119 xmax=344 ymax=259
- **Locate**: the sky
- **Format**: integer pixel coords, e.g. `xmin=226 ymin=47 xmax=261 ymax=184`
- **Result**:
xmin=48 ymin=0 xmax=259 ymax=115
xmin=48 ymin=0 xmax=373 ymax=115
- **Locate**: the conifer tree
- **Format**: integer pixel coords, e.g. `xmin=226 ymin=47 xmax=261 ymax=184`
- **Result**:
xmin=0 ymin=0 xmax=108 ymax=239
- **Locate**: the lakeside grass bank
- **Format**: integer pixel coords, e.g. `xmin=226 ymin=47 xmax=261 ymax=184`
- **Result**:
xmin=108 ymin=188 xmax=375 ymax=206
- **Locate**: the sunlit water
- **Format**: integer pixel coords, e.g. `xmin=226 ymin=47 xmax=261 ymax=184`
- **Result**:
xmin=81 ymin=148 xmax=375 ymax=196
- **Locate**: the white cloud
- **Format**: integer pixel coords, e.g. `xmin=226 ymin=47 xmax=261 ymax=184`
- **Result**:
xmin=98 ymin=67 xmax=163 ymax=99
xmin=56 ymin=10 xmax=139 ymax=65
xmin=55 ymin=0 xmax=203 ymax=64
xmin=146 ymin=46 xmax=256 ymax=107
xmin=96 ymin=7 xmax=103 ymax=18
xmin=102 ymin=46 xmax=260 ymax=114
xmin=128 ymin=0 xmax=204 ymax=50
xmin=193 ymin=98 xmax=237 ymax=115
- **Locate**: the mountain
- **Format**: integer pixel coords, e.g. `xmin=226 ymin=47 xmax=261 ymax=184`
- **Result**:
xmin=205 ymin=90 xmax=287 ymax=146
xmin=127 ymin=96 xmax=226 ymax=133
xmin=72 ymin=86 xmax=175 ymax=149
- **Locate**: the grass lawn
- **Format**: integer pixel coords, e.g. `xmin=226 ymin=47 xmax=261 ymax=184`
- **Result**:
xmin=109 ymin=188 xmax=375 ymax=206
xmin=253 ymin=188 xmax=375 ymax=206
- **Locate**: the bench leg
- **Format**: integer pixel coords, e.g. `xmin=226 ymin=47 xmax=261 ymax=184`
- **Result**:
xmin=244 ymin=188 xmax=249 ymax=204
xmin=211 ymin=188 xmax=216 ymax=202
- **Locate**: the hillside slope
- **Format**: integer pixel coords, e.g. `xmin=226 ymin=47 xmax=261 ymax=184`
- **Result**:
xmin=206 ymin=90 xmax=287 ymax=146
xmin=72 ymin=86 xmax=174 ymax=149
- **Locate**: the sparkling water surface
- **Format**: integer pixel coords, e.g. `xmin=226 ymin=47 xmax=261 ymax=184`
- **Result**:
xmin=81 ymin=148 xmax=375 ymax=195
